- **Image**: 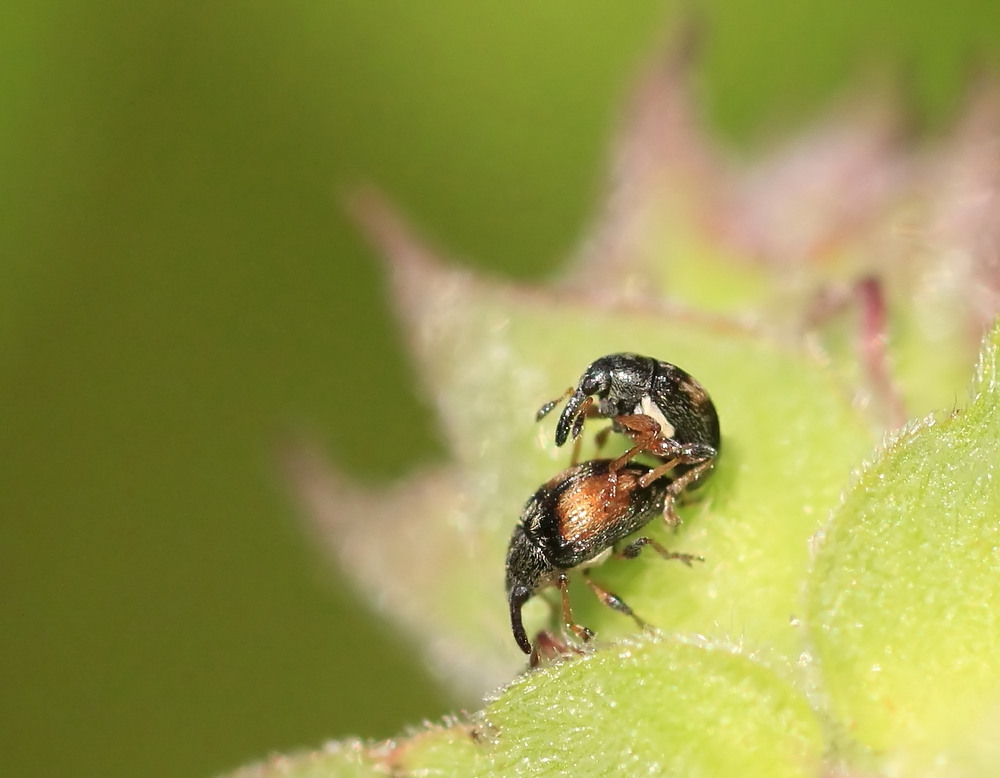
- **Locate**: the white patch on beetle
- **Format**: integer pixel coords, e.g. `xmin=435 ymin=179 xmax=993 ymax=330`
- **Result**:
xmin=638 ymin=396 xmax=675 ymax=439
xmin=576 ymin=547 xmax=613 ymax=570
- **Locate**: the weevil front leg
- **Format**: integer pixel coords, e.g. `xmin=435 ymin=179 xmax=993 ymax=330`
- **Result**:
xmin=608 ymin=413 xmax=664 ymax=474
xmin=557 ymin=573 xmax=593 ymax=643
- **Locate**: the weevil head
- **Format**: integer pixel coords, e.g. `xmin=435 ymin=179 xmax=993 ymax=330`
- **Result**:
xmin=554 ymin=361 xmax=614 ymax=446
xmin=505 ymin=524 xmax=552 ymax=654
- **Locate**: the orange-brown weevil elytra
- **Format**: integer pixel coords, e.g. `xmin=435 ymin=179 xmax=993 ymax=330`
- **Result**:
xmin=505 ymin=459 xmax=701 ymax=657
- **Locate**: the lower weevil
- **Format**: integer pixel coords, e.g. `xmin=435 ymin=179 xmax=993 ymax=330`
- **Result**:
xmin=505 ymin=458 xmax=701 ymax=657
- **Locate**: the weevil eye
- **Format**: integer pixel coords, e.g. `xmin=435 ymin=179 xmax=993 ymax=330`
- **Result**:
xmin=579 ymin=369 xmax=609 ymax=398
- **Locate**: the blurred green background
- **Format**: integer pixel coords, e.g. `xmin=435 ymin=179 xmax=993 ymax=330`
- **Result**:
xmin=1 ymin=2 xmax=998 ymax=776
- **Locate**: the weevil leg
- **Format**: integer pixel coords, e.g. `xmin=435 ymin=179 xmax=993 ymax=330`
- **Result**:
xmin=659 ymin=456 xmax=715 ymax=494
xmin=529 ymin=629 xmax=586 ymax=667
xmin=571 ymin=396 xmax=595 ymax=437
xmin=662 ymin=496 xmax=683 ymax=528
xmin=582 ymin=570 xmax=647 ymax=630
xmin=616 ymin=536 xmax=703 ymax=566
xmin=635 ymin=457 xmax=680 ymax=488
xmin=557 ymin=573 xmax=593 ymax=643
xmin=593 ymin=425 xmax=614 ymax=453
xmin=609 ymin=413 xmax=663 ymax=473
xmin=581 ymin=397 xmax=602 ymax=419
xmin=569 ymin=430 xmax=584 ymax=467
xmin=614 ymin=412 xmax=662 ymax=440
xmin=633 ymin=454 xmax=684 ymax=525
xmin=600 ymin=413 xmax=664 ymax=508
xmin=657 ymin=456 xmax=715 ymax=526
xmin=633 ymin=437 xmax=715 ymax=489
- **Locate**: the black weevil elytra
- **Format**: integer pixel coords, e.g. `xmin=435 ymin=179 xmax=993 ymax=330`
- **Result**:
xmin=505 ymin=458 xmax=701 ymax=656
xmin=537 ymin=353 xmax=721 ymax=525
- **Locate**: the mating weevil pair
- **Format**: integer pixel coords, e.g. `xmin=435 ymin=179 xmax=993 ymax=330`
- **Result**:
xmin=505 ymin=353 xmax=720 ymax=660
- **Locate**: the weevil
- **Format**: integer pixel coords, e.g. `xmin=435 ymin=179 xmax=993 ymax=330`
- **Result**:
xmin=537 ymin=353 xmax=720 ymax=525
xmin=505 ymin=458 xmax=701 ymax=656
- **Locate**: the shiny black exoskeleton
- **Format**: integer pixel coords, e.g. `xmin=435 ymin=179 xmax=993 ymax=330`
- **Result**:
xmin=537 ymin=353 xmax=721 ymax=523
xmin=538 ymin=352 xmax=720 ymax=457
xmin=505 ymin=459 xmax=700 ymax=655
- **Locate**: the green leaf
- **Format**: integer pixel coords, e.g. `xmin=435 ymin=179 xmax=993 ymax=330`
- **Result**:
xmin=480 ymin=636 xmax=824 ymax=778
xmin=225 ymin=637 xmax=824 ymax=778
xmin=807 ymin=321 xmax=1000 ymax=772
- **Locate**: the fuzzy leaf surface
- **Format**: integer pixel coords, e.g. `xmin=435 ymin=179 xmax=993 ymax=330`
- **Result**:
xmin=808 ymin=322 xmax=1000 ymax=773
xmin=225 ymin=637 xmax=823 ymax=778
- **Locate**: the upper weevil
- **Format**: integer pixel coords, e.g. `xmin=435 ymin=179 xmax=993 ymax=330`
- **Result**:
xmin=537 ymin=353 xmax=720 ymax=525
